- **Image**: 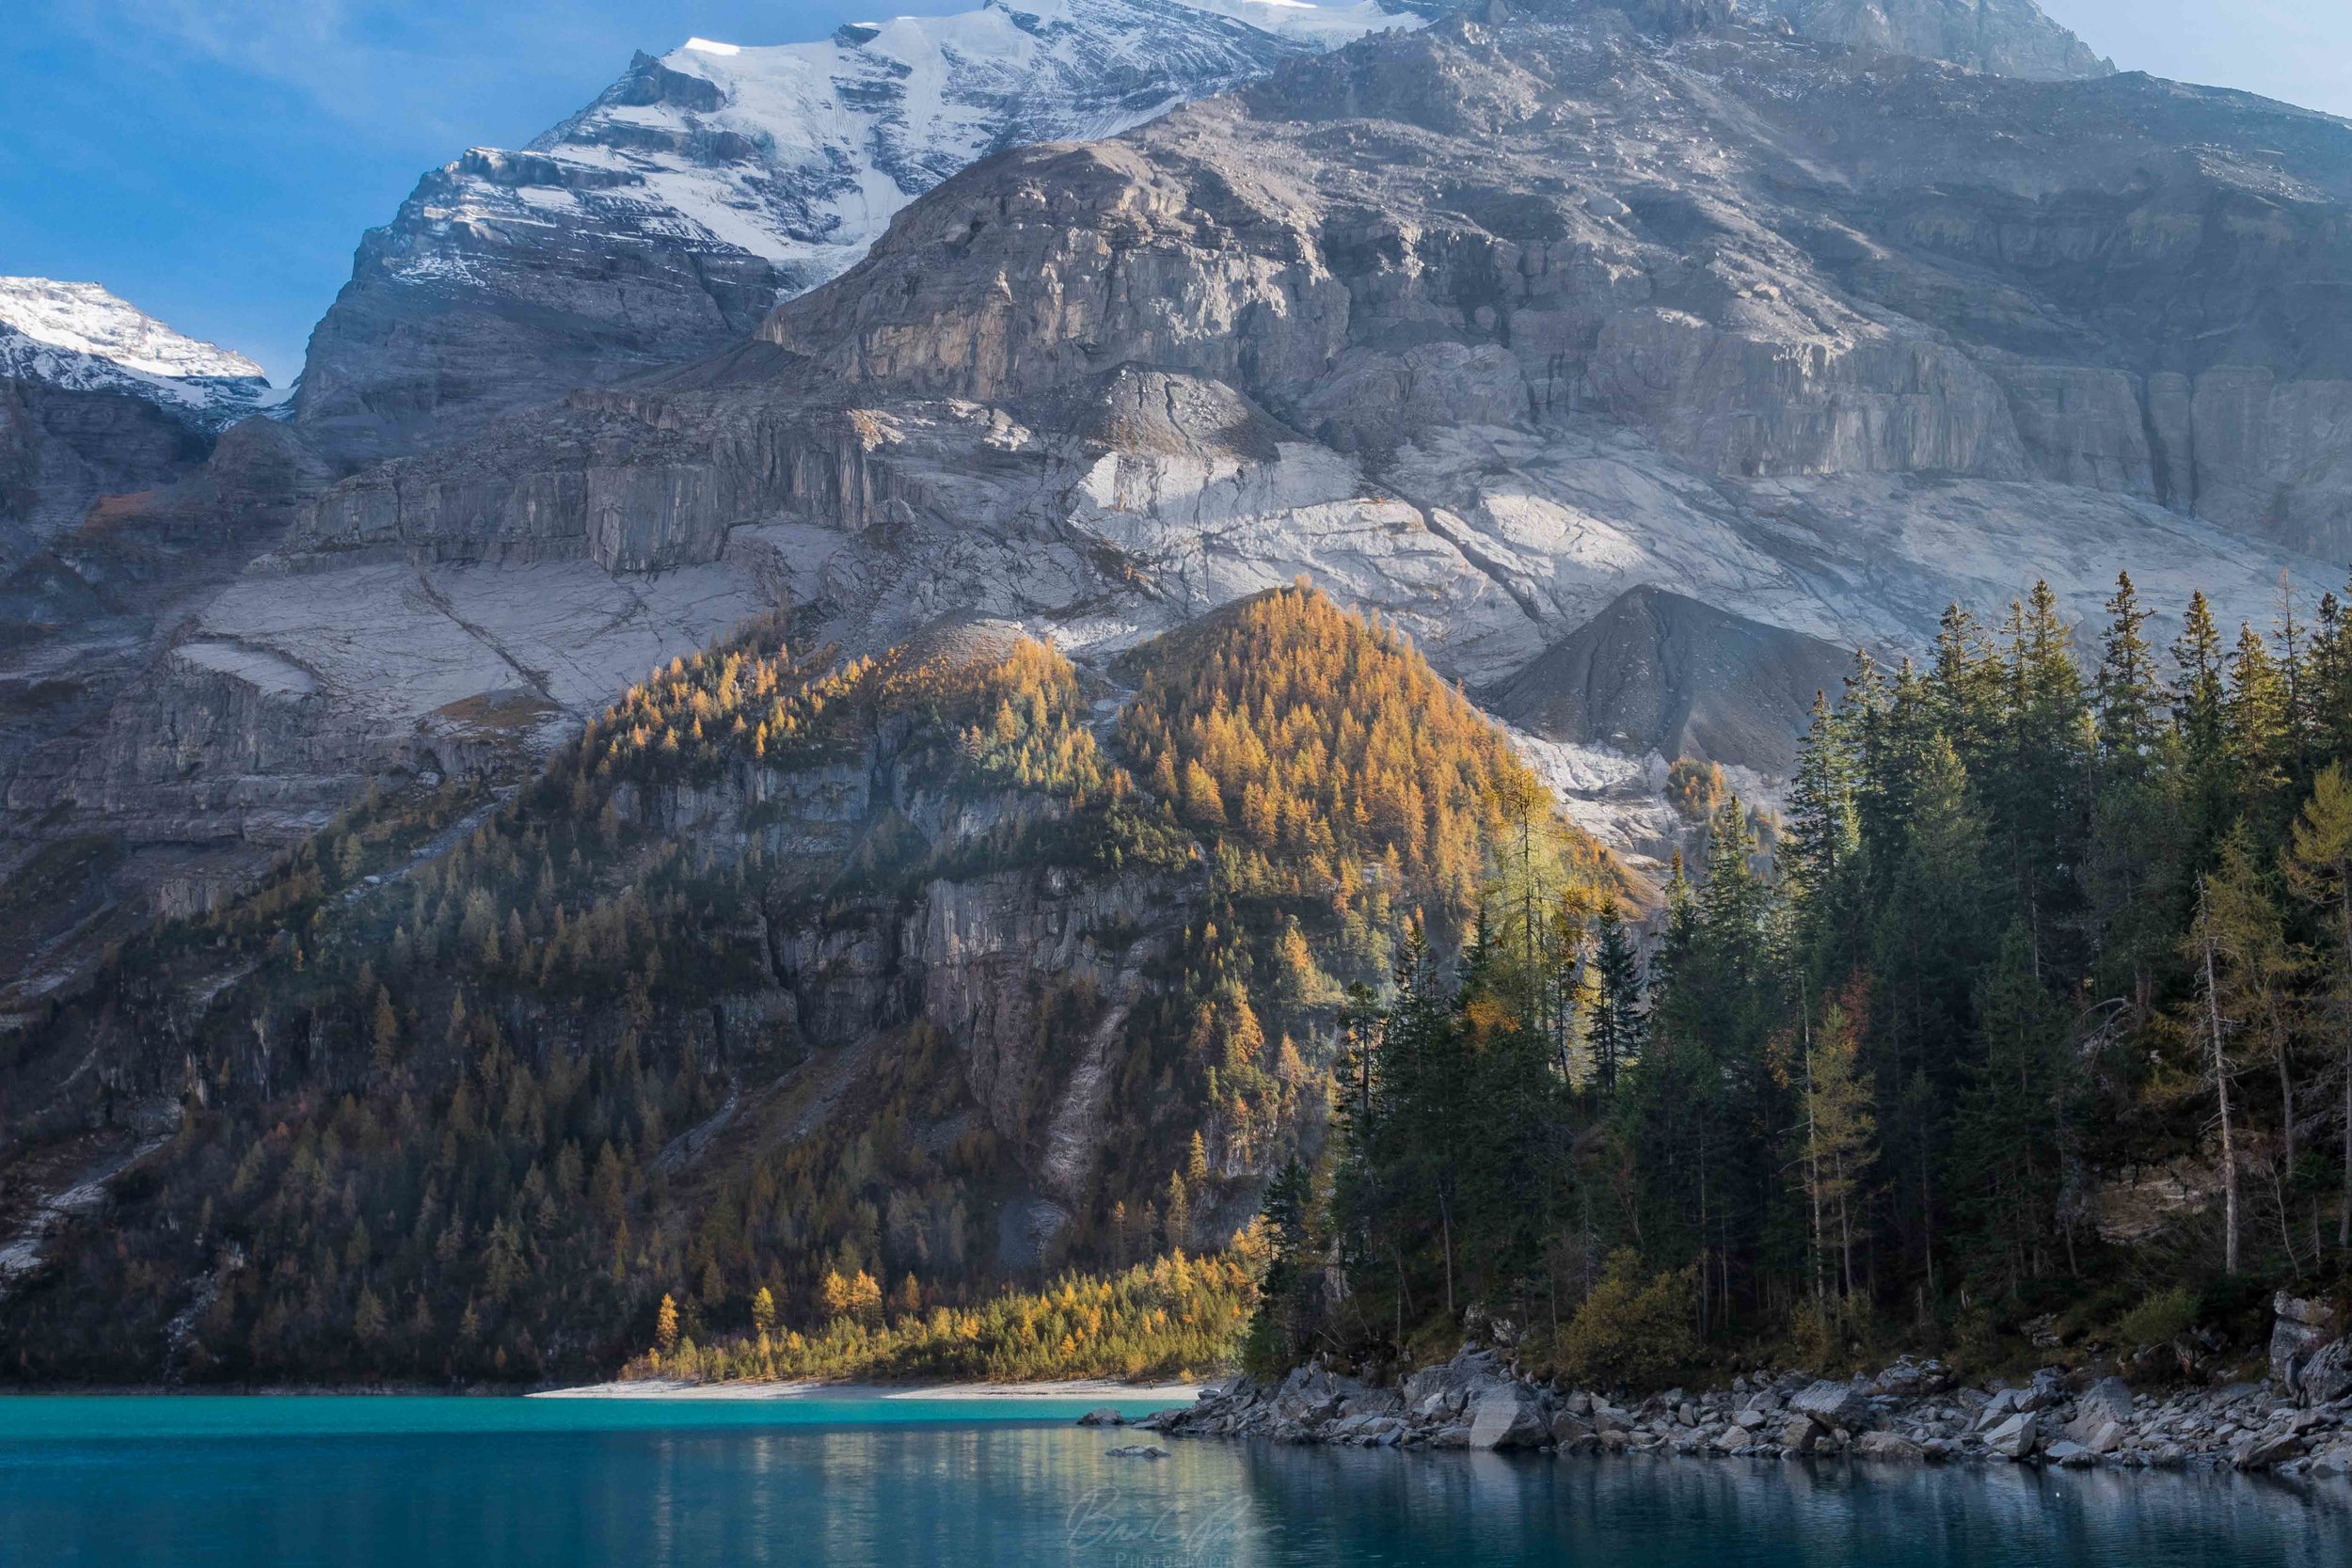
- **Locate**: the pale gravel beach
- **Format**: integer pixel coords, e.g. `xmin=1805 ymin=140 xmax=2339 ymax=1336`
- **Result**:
xmin=530 ymin=1378 xmax=1200 ymax=1402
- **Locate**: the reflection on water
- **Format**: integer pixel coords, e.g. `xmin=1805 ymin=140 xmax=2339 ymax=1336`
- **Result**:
xmin=0 ymin=1400 xmax=2344 ymax=1567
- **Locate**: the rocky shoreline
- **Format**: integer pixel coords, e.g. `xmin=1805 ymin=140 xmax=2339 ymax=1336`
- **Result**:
xmin=1117 ymin=1294 xmax=2352 ymax=1481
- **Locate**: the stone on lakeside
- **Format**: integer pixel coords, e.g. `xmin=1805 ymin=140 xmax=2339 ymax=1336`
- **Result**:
xmin=1786 ymin=1380 xmax=1870 ymax=1430
xmin=1855 ymin=1431 xmax=1924 ymax=1462
xmin=1983 ymin=1413 xmax=2041 ymax=1461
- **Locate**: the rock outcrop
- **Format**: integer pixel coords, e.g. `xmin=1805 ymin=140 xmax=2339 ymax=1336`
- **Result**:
xmin=1751 ymin=0 xmax=2113 ymax=81
xmin=0 ymin=376 xmax=212 ymax=557
xmin=1487 ymin=586 xmax=1854 ymax=774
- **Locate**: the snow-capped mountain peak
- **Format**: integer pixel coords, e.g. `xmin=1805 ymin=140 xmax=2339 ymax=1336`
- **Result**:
xmin=294 ymin=0 xmax=1436 ymax=455
xmin=0 ymin=277 xmax=282 ymax=430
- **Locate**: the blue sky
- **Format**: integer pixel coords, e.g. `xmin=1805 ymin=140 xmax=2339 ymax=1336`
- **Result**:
xmin=2 ymin=1 xmax=2344 ymax=383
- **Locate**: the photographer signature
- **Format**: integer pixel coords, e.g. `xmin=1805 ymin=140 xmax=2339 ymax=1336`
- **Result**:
xmin=1065 ymin=1484 xmax=1265 ymax=1561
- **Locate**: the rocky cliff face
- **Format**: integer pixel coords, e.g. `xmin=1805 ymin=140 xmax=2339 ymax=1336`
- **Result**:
xmin=1487 ymin=585 xmax=1853 ymax=775
xmin=13 ymin=0 xmax=2352 ymax=1022
xmin=1752 ymin=0 xmax=2112 ymax=80
xmin=292 ymin=0 xmax=1437 ymax=465
xmin=269 ymin=2 xmax=2345 ymax=678
xmin=0 ymin=378 xmax=213 ymax=562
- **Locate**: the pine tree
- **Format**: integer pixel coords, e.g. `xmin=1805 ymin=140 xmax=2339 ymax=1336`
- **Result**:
xmin=2273 ymin=578 xmax=2314 ymax=780
xmin=2311 ymin=586 xmax=2352 ymax=759
xmin=353 ymin=1288 xmax=387 ymax=1344
xmin=1996 ymin=580 xmax=2092 ymax=976
xmin=370 ymin=987 xmax=400 ymax=1072
xmin=2095 ymin=572 xmax=2163 ymax=768
xmin=2283 ymin=763 xmax=2352 ymax=1250
xmin=1164 ymin=1173 xmax=1192 ymax=1252
xmin=1586 ymin=905 xmax=1645 ymax=1096
xmin=1952 ymin=924 xmax=2072 ymax=1293
xmin=1786 ymin=689 xmax=1861 ymax=919
xmin=1789 ymin=981 xmax=1877 ymax=1309
xmin=2174 ymin=591 xmax=2233 ymax=845
xmin=2183 ymin=878 xmax=2244 ymax=1276
xmin=2228 ymin=622 xmax=2294 ymax=824
xmin=1245 ymin=1156 xmax=1317 ymax=1374
xmin=1928 ymin=604 xmax=2005 ymax=779
xmin=1868 ymin=732 xmax=1987 ymax=1293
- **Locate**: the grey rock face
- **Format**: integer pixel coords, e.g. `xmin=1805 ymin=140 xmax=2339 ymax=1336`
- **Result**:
xmin=2301 ymin=1339 xmax=2352 ymax=1406
xmin=0 ymin=378 xmax=211 ymax=558
xmin=291 ymin=0 xmax=1435 ymax=464
xmin=1486 ymin=586 xmax=1853 ymax=773
xmin=1751 ymin=0 xmax=2112 ymax=81
xmin=287 ymin=8 xmax=2346 ymax=676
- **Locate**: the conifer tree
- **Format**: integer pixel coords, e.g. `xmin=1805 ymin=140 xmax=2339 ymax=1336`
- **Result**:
xmin=1928 ymin=604 xmax=2005 ymax=779
xmin=1785 ymin=690 xmax=1861 ymax=925
xmin=1586 ymin=906 xmax=1645 ymax=1096
xmin=1788 ymin=982 xmax=1877 ymax=1309
xmin=1952 ymin=924 xmax=2072 ymax=1292
xmin=2174 ymin=591 xmax=2233 ymax=841
xmin=2284 ymin=763 xmax=2352 ymax=1250
xmin=2095 ymin=572 xmax=2163 ymax=767
xmin=2184 ymin=877 xmax=2244 ymax=1275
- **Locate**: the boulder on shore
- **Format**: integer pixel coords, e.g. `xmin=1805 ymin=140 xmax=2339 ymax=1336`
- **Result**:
xmin=1468 ymin=1385 xmax=1549 ymax=1450
xmin=2063 ymin=1378 xmax=2133 ymax=1446
xmin=2270 ymin=1293 xmax=2343 ymax=1395
xmin=1984 ymin=1413 xmax=2040 ymax=1460
xmin=1855 ymin=1431 xmax=1923 ymax=1461
xmin=1788 ymin=1379 xmax=1869 ymax=1430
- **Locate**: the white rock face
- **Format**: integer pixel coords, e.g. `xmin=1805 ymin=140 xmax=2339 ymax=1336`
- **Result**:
xmin=0 ymin=277 xmax=281 ymax=431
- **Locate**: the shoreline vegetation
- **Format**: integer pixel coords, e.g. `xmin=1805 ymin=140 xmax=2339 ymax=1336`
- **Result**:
xmin=534 ymin=1377 xmax=1200 ymax=1402
xmin=610 ymin=1250 xmax=1259 ymax=1389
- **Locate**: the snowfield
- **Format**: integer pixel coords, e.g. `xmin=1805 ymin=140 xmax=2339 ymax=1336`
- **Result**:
xmin=0 ymin=276 xmax=282 ymax=429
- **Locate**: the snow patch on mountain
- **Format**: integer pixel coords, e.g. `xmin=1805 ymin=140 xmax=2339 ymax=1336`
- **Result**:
xmin=386 ymin=0 xmax=1430 ymax=295
xmin=0 ymin=277 xmax=283 ymax=430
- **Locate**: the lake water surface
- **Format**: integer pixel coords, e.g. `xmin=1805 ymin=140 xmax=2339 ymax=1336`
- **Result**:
xmin=1 ymin=1394 xmax=2344 ymax=1567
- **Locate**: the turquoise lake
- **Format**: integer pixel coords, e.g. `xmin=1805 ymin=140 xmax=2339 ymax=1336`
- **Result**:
xmin=1 ymin=1394 xmax=2345 ymax=1566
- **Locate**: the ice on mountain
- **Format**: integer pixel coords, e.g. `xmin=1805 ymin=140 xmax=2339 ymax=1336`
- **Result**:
xmin=0 ymin=277 xmax=280 ymax=431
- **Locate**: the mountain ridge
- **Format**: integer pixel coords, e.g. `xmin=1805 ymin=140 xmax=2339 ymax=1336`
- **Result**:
xmin=290 ymin=0 xmax=1441 ymax=464
xmin=0 ymin=277 xmax=282 ymax=434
